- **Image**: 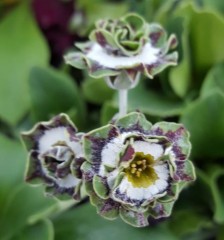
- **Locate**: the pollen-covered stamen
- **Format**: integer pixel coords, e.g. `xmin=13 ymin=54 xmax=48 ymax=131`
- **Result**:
xmin=125 ymin=152 xmax=159 ymax=188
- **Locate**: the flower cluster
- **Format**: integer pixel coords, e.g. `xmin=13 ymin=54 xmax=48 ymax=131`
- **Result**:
xmin=21 ymin=13 xmax=195 ymax=228
xmin=65 ymin=13 xmax=178 ymax=89
xmin=21 ymin=112 xmax=195 ymax=226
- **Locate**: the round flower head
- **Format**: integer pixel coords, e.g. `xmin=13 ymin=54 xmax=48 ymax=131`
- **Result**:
xmin=65 ymin=13 xmax=178 ymax=89
xmin=21 ymin=114 xmax=85 ymax=200
xmin=82 ymin=112 xmax=195 ymax=227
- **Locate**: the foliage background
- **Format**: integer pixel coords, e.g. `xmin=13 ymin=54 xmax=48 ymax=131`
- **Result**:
xmin=0 ymin=0 xmax=224 ymax=239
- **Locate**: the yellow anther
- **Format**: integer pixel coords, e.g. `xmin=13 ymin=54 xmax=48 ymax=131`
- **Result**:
xmin=138 ymin=168 xmax=142 ymax=172
xmin=131 ymin=168 xmax=137 ymax=174
xmin=131 ymin=163 xmax=136 ymax=168
xmin=137 ymin=160 xmax=142 ymax=165
xmin=136 ymin=171 xmax=141 ymax=177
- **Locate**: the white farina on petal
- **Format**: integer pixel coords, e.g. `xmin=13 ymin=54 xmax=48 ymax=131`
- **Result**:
xmin=56 ymin=174 xmax=81 ymax=188
xmin=87 ymin=43 xmax=160 ymax=69
xmin=132 ymin=140 xmax=163 ymax=159
xmin=38 ymin=127 xmax=80 ymax=155
xmin=101 ymin=136 xmax=125 ymax=168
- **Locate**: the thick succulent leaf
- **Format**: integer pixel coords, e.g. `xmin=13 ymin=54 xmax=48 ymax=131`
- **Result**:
xmin=82 ymin=77 xmax=114 ymax=105
xmin=180 ymin=90 xmax=224 ymax=158
xmin=53 ymin=203 xmax=178 ymax=240
xmin=29 ymin=66 xmax=86 ymax=128
xmin=182 ymin=3 xmax=224 ymax=74
xmin=119 ymin=207 xmax=149 ymax=227
xmin=169 ymin=15 xmax=191 ymax=98
xmin=115 ymin=111 xmax=152 ymax=134
xmin=0 ymin=1 xmax=49 ymax=125
xmin=198 ymin=167 xmax=224 ymax=224
xmin=168 ymin=209 xmax=213 ymax=238
xmin=200 ymin=62 xmax=224 ymax=98
xmin=11 ymin=219 xmax=54 ymax=240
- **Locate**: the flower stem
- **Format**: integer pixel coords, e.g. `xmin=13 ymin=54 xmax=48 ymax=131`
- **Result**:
xmin=119 ymin=89 xmax=128 ymax=117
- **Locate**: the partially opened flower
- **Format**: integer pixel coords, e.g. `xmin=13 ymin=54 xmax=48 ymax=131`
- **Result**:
xmin=65 ymin=13 xmax=178 ymax=89
xmin=21 ymin=114 xmax=85 ymax=200
xmin=82 ymin=112 xmax=195 ymax=227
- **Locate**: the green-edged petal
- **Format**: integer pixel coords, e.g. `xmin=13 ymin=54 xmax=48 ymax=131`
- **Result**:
xmin=90 ymin=193 xmax=120 ymax=220
xmin=172 ymin=160 xmax=196 ymax=182
xmin=120 ymin=207 xmax=149 ymax=227
xmin=93 ymin=175 xmax=109 ymax=199
xmin=150 ymin=201 xmax=175 ymax=219
xmin=89 ymin=29 xmax=117 ymax=49
xmin=115 ymin=111 xmax=152 ymax=134
xmin=150 ymin=121 xmax=191 ymax=161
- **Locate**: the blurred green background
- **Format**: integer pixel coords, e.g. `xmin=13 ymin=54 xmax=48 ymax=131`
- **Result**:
xmin=1 ymin=0 xmax=224 ymax=239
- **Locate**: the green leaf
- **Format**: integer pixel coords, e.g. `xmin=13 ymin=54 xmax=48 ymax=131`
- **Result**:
xmin=189 ymin=5 xmax=224 ymax=73
xmin=180 ymin=90 xmax=224 ymax=158
xmin=197 ymin=167 xmax=224 ymax=224
xmin=168 ymin=209 xmax=212 ymax=238
xmin=0 ymin=1 xmax=49 ymax=125
xmin=169 ymin=16 xmax=191 ymax=98
xmin=100 ymin=101 xmax=118 ymax=125
xmin=82 ymin=77 xmax=114 ymax=105
xmin=0 ymin=135 xmax=58 ymax=239
xmin=74 ymin=0 xmax=128 ymax=35
xmin=53 ymin=203 xmax=178 ymax=240
xmin=11 ymin=219 xmax=54 ymax=240
xmin=200 ymin=62 xmax=224 ymax=98
xmin=200 ymin=0 xmax=224 ymax=14
xmin=29 ymin=66 xmax=86 ymax=129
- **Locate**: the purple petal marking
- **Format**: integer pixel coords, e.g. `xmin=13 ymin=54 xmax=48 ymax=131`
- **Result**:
xmin=149 ymin=31 xmax=163 ymax=46
xmin=113 ymin=188 xmax=145 ymax=207
xmin=95 ymin=31 xmax=107 ymax=47
xmin=121 ymin=145 xmax=135 ymax=162
xmin=26 ymin=151 xmax=52 ymax=184
xmin=100 ymin=198 xmax=120 ymax=215
xmin=151 ymin=203 xmax=165 ymax=217
xmin=151 ymin=126 xmax=188 ymax=161
xmin=85 ymin=126 xmax=120 ymax=172
xmin=173 ymin=161 xmax=194 ymax=181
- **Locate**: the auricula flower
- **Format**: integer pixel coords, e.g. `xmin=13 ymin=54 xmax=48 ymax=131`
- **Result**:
xmin=82 ymin=112 xmax=195 ymax=227
xmin=21 ymin=114 xmax=85 ymax=200
xmin=65 ymin=13 xmax=178 ymax=90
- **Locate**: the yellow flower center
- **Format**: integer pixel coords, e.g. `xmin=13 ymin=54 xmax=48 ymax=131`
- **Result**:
xmin=125 ymin=152 xmax=158 ymax=188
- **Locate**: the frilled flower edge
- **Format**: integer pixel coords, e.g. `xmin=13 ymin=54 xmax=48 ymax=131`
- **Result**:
xmin=81 ymin=112 xmax=196 ymax=227
xmin=65 ymin=13 xmax=178 ymax=88
xmin=21 ymin=114 xmax=85 ymax=200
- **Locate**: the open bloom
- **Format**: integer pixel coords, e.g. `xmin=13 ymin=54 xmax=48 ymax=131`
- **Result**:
xmin=21 ymin=114 xmax=84 ymax=200
xmin=82 ymin=112 xmax=195 ymax=227
xmin=65 ymin=13 xmax=178 ymax=89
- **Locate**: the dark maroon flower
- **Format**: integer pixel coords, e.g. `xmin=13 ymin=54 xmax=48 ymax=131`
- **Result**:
xmin=32 ymin=0 xmax=76 ymax=66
